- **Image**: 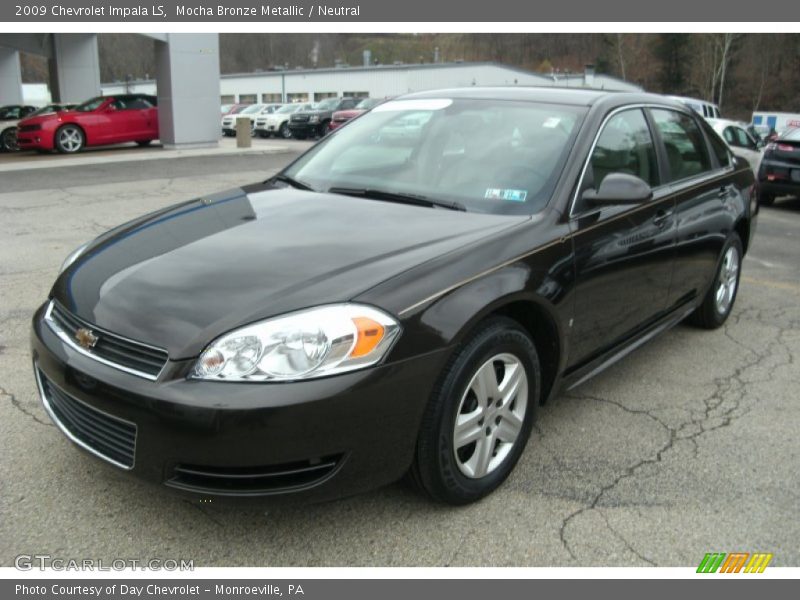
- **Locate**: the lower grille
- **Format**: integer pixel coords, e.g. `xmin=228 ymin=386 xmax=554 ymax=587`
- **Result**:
xmin=36 ymin=368 xmax=136 ymax=469
xmin=46 ymin=301 xmax=169 ymax=380
xmin=166 ymin=455 xmax=343 ymax=496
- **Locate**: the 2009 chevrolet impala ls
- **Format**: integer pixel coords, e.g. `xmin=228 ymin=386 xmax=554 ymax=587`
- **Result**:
xmin=32 ymin=88 xmax=757 ymax=504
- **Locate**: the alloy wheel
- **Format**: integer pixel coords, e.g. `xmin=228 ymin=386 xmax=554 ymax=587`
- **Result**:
xmin=2 ymin=128 xmax=18 ymax=152
xmin=715 ymin=246 xmax=739 ymax=315
xmin=58 ymin=127 xmax=83 ymax=152
xmin=453 ymin=353 xmax=528 ymax=479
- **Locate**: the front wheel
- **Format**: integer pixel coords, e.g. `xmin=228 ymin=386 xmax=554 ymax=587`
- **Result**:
xmin=279 ymin=123 xmax=292 ymax=139
xmin=688 ymin=233 xmax=743 ymax=329
xmin=409 ymin=317 xmax=539 ymax=504
xmin=55 ymin=125 xmax=84 ymax=153
xmin=1 ymin=127 xmax=18 ymax=152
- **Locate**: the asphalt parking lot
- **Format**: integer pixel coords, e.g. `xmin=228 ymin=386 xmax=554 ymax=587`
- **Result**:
xmin=1 ymin=148 xmax=799 ymax=567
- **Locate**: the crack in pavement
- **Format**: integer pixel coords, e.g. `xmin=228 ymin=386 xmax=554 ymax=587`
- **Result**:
xmin=1 ymin=385 xmax=53 ymax=428
xmin=555 ymin=305 xmax=795 ymax=565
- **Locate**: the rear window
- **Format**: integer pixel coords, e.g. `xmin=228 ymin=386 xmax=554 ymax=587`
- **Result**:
xmin=651 ymin=109 xmax=713 ymax=181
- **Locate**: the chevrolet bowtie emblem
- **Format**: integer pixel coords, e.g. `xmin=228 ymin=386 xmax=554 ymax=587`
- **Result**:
xmin=75 ymin=327 xmax=99 ymax=349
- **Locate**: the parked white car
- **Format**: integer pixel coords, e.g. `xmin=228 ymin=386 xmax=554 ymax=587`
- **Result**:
xmin=221 ymin=103 xmax=284 ymax=136
xmin=254 ymin=103 xmax=315 ymax=139
xmin=707 ymin=118 xmax=763 ymax=174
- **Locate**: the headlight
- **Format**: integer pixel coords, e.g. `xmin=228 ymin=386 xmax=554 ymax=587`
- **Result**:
xmin=309 ymin=115 xmax=320 ymax=124
xmin=190 ymin=304 xmax=401 ymax=382
xmin=59 ymin=241 xmax=90 ymax=273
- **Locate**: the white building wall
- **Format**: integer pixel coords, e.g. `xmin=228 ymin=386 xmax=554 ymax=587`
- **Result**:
xmin=101 ymin=63 xmax=643 ymax=103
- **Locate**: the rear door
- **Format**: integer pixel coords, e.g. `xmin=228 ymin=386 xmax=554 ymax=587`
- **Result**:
xmin=568 ymin=107 xmax=677 ymax=367
xmin=649 ymin=108 xmax=735 ymax=309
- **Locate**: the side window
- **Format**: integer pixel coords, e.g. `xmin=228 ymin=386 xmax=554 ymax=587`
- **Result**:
xmin=723 ymin=127 xmax=738 ymax=146
xmin=111 ymin=98 xmax=129 ymax=110
xmin=650 ymin=109 xmax=712 ymax=182
xmin=588 ymin=109 xmax=659 ymax=190
xmin=734 ymin=127 xmax=757 ymax=150
xmin=127 ymin=97 xmax=153 ymax=110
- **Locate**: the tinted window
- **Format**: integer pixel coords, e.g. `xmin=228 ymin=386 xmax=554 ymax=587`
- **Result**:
xmin=76 ymin=97 xmax=106 ymax=112
xmin=651 ymin=109 xmax=712 ymax=182
xmin=0 ymin=106 xmax=23 ymax=119
xmin=589 ymin=109 xmax=659 ymax=188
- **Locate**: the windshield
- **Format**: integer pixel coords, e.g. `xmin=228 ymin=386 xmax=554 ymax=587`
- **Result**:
xmin=230 ymin=105 xmax=248 ymax=114
xmin=315 ymin=98 xmax=340 ymax=111
xmin=75 ymin=97 xmax=106 ymax=112
xmin=242 ymin=104 xmax=265 ymax=114
xmin=283 ymin=98 xmax=585 ymax=214
xmin=356 ymin=98 xmax=382 ymax=110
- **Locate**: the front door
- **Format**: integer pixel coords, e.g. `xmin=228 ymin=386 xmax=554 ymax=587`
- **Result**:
xmin=567 ymin=107 xmax=677 ymax=368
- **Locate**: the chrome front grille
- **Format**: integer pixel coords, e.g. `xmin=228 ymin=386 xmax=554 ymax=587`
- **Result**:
xmin=45 ymin=301 xmax=169 ymax=380
xmin=36 ymin=367 xmax=136 ymax=469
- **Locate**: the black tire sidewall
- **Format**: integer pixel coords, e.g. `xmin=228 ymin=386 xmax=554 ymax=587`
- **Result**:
xmin=416 ymin=318 xmax=540 ymax=504
xmin=1 ymin=127 xmax=17 ymax=152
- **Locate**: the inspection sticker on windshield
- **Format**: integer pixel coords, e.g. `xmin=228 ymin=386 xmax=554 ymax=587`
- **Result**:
xmin=485 ymin=188 xmax=527 ymax=202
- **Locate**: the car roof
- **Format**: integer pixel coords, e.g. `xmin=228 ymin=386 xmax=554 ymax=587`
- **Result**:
xmin=398 ymin=87 xmax=688 ymax=111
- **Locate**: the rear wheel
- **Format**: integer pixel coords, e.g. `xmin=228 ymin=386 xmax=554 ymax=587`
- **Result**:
xmin=55 ymin=125 xmax=84 ymax=153
xmin=1 ymin=127 xmax=18 ymax=152
xmin=688 ymin=234 xmax=743 ymax=329
xmin=409 ymin=317 xmax=539 ymax=504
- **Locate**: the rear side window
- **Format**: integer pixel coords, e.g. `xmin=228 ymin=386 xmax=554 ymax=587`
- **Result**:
xmin=650 ymin=109 xmax=712 ymax=182
xmin=589 ymin=108 xmax=659 ymax=188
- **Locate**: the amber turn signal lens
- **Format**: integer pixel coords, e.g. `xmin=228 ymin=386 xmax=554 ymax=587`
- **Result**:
xmin=350 ymin=317 xmax=385 ymax=357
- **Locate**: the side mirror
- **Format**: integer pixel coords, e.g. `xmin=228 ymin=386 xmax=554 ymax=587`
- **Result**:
xmin=582 ymin=172 xmax=653 ymax=206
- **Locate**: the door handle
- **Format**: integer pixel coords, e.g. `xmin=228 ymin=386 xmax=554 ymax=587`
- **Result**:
xmin=652 ymin=209 xmax=673 ymax=227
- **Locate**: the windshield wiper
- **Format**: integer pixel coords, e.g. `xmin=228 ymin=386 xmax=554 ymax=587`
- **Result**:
xmin=270 ymin=173 xmax=315 ymax=191
xmin=327 ymin=187 xmax=466 ymax=212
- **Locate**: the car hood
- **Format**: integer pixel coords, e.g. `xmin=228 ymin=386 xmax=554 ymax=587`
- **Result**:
xmin=53 ymin=185 xmax=527 ymax=359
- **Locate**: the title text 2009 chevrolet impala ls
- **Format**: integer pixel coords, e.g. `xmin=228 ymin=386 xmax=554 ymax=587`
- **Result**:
xmin=31 ymin=89 xmax=757 ymax=504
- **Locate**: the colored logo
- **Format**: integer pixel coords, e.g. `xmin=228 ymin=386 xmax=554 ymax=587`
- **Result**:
xmin=75 ymin=327 xmax=99 ymax=350
xmin=697 ymin=552 xmax=773 ymax=573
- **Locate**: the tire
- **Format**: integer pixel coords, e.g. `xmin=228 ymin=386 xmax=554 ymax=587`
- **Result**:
xmin=279 ymin=123 xmax=292 ymax=139
xmin=54 ymin=124 xmax=85 ymax=154
xmin=688 ymin=233 xmax=743 ymax=329
xmin=318 ymin=122 xmax=330 ymax=137
xmin=136 ymin=140 xmax=152 ymax=147
xmin=409 ymin=317 xmax=540 ymax=504
xmin=1 ymin=127 xmax=18 ymax=152
xmin=759 ymin=191 xmax=775 ymax=206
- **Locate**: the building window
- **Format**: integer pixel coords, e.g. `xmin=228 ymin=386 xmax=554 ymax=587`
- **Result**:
xmin=287 ymin=93 xmax=309 ymax=103
xmin=238 ymin=94 xmax=257 ymax=104
xmin=262 ymin=93 xmax=282 ymax=103
xmin=314 ymin=92 xmax=338 ymax=101
xmin=220 ymin=95 xmax=235 ymax=104
xmin=344 ymin=91 xmax=369 ymax=99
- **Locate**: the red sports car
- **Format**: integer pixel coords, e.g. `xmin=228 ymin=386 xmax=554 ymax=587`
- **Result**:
xmin=16 ymin=94 xmax=159 ymax=153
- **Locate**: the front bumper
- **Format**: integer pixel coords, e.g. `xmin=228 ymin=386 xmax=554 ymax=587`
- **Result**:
xmin=31 ymin=302 xmax=447 ymax=503
xmin=288 ymin=122 xmax=320 ymax=135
